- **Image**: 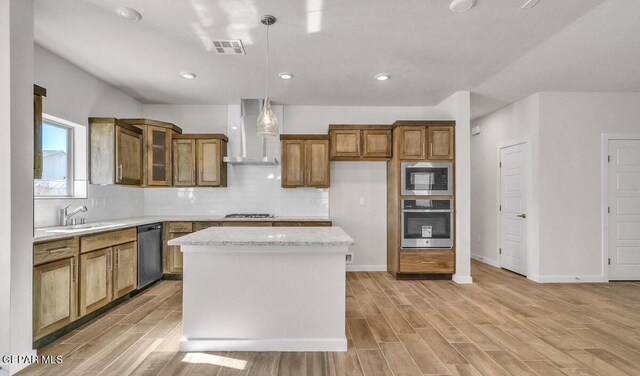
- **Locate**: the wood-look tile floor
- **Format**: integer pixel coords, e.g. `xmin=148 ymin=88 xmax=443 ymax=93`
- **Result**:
xmin=18 ymin=260 xmax=640 ymax=376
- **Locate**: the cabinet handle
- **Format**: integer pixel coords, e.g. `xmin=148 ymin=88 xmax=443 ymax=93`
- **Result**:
xmin=108 ymin=252 xmax=112 ymax=270
xmin=71 ymin=258 xmax=76 ymax=283
xmin=430 ymin=143 xmax=433 ymax=157
xmin=420 ymin=261 xmax=436 ymax=264
xmin=116 ymin=250 xmax=120 ymax=268
xmin=118 ymin=164 xmax=123 ymax=181
xmin=49 ymin=247 xmax=70 ymax=254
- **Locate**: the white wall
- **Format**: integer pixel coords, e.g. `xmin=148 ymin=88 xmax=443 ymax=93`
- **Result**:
xmin=471 ymin=93 xmax=541 ymax=277
xmin=33 ymin=45 xmax=144 ymax=227
xmin=472 ymin=91 xmax=640 ymax=282
xmin=538 ymin=92 xmax=640 ymax=280
xmin=1 ymin=1 xmax=36 ymax=374
xmin=437 ymin=92 xmax=473 ymax=283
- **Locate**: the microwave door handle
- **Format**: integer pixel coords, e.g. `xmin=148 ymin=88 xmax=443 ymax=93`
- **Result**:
xmin=402 ymin=209 xmax=453 ymax=213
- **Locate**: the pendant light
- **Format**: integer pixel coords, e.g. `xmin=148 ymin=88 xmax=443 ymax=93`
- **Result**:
xmin=257 ymin=15 xmax=278 ymax=137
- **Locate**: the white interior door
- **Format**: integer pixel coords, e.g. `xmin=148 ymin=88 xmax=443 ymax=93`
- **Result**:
xmin=608 ymin=139 xmax=640 ymax=280
xmin=500 ymin=143 xmax=527 ymax=275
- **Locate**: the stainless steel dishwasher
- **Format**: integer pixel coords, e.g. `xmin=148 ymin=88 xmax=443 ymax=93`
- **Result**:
xmin=137 ymin=223 xmax=163 ymax=289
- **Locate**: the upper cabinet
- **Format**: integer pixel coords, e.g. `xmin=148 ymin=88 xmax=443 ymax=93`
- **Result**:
xmin=33 ymin=85 xmax=47 ymax=180
xmin=329 ymin=125 xmax=392 ymax=161
xmin=121 ymin=119 xmax=183 ymax=187
xmin=172 ymin=134 xmax=228 ymax=187
xmin=280 ymin=135 xmax=330 ymax=188
xmin=89 ymin=118 xmax=143 ymax=186
xmin=393 ymin=121 xmax=455 ymax=161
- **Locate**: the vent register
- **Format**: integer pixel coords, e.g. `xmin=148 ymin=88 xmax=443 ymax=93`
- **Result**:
xmin=212 ymin=40 xmax=246 ymax=55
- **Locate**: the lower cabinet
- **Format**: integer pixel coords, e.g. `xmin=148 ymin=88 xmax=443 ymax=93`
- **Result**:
xmin=33 ymin=257 xmax=77 ymax=340
xmin=398 ymin=250 xmax=454 ymax=274
xmin=79 ymin=241 xmax=138 ymax=317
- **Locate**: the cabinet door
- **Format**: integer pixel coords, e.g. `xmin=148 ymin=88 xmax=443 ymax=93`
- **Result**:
xmin=113 ymin=241 xmax=137 ymax=299
xmin=33 ymin=257 xmax=76 ymax=340
xmin=362 ymin=130 xmax=392 ymax=158
xmin=330 ymin=130 xmax=361 ymax=158
xmin=281 ymin=140 xmax=305 ymax=188
xmin=305 ymin=139 xmax=330 ymax=187
xmin=398 ymin=126 xmax=426 ymax=160
xmin=115 ymin=125 xmax=143 ymax=185
xmin=197 ymin=139 xmax=222 ymax=186
xmin=428 ymin=126 xmax=454 ymax=160
xmin=166 ymin=233 xmax=185 ymax=274
xmin=399 ymin=251 xmax=454 ymax=274
xmin=79 ymin=248 xmax=112 ymax=317
xmin=173 ymin=138 xmax=196 ymax=186
xmin=147 ymin=126 xmax=172 ymax=186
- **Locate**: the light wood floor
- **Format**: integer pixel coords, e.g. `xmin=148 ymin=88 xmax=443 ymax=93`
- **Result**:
xmin=18 ymin=260 xmax=640 ymax=376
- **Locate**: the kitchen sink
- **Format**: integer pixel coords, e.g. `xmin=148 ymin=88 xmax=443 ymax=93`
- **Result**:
xmin=45 ymin=223 xmax=124 ymax=233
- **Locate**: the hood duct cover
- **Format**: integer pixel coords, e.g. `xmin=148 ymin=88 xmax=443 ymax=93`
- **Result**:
xmin=223 ymin=99 xmax=282 ymax=165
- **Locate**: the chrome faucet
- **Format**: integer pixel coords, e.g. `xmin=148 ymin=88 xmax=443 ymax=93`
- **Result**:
xmin=58 ymin=204 xmax=88 ymax=226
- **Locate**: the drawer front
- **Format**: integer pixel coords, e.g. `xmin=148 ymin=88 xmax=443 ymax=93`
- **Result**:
xmin=273 ymin=222 xmax=301 ymax=227
xmin=193 ymin=222 xmax=221 ymax=231
xmin=34 ymin=238 xmax=79 ymax=265
xmin=301 ymin=221 xmax=332 ymax=227
xmin=167 ymin=222 xmax=193 ymax=233
xmin=221 ymin=221 xmax=274 ymax=227
xmin=80 ymin=228 xmax=137 ymax=253
xmin=399 ymin=251 xmax=454 ymax=274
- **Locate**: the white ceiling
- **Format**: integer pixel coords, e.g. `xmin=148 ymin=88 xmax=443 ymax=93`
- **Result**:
xmin=35 ymin=0 xmax=611 ymax=109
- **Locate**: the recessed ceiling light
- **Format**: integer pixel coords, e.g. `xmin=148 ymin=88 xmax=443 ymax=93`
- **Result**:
xmin=449 ymin=0 xmax=477 ymax=12
xmin=375 ymin=73 xmax=390 ymax=81
xmin=116 ymin=7 xmax=142 ymax=21
xmin=278 ymin=72 xmax=294 ymax=80
xmin=180 ymin=72 xmax=197 ymax=80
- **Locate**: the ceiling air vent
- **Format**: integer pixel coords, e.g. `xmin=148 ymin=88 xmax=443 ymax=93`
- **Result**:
xmin=211 ymin=40 xmax=245 ymax=55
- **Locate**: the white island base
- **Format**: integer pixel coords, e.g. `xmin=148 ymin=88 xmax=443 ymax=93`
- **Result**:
xmin=170 ymin=227 xmax=354 ymax=352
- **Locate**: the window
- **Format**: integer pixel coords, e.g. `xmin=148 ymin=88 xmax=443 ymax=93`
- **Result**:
xmin=34 ymin=115 xmax=87 ymax=198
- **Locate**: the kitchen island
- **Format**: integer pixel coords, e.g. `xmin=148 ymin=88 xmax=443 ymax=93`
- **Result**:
xmin=168 ymin=226 xmax=354 ymax=352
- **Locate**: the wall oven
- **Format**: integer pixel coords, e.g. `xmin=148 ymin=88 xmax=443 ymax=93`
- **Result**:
xmin=401 ymin=199 xmax=453 ymax=249
xmin=401 ymin=162 xmax=452 ymax=195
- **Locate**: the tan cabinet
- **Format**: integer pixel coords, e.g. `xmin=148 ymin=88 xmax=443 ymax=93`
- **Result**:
xmin=197 ymin=139 xmax=227 ymax=186
xmin=428 ymin=126 xmax=454 ymax=160
xmin=398 ymin=251 xmax=454 ymax=274
xmin=329 ymin=125 xmax=392 ymax=161
xmin=330 ymin=129 xmax=360 ymax=158
xmin=306 ymin=139 xmax=330 ymax=187
xmin=280 ymin=135 xmax=330 ymax=188
xmin=122 ymin=119 xmax=183 ymax=187
xmin=89 ymin=118 xmax=144 ymax=186
xmin=79 ymin=247 xmax=112 ymax=317
xmin=113 ymin=241 xmax=137 ymax=299
xmin=281 ymin=139 xmax=305 ymax=187
xmin=173 ymin=138 xmax=196 ymax=186
xmin=397 ymin=126 xmax=426 ymax=160
xmin=173 ymin=135 xmax=228 ymax=187
xmin=164 ymin=222 xmax=192 ymax=274
xmin=33 ymin=257 xmax=76 ymax=340
xmin=34 ymin=85 xmax=46 ymax=179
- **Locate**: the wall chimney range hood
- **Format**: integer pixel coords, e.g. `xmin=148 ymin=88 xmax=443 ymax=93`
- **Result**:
xmin=223 ymin=99 xmax=283 ymax=165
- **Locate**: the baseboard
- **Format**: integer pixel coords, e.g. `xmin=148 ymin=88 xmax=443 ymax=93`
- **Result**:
xmin=180 ymin=338 xmax=347 ymax=352
xmin=346 ymin=264 xmax=387 ymax=272
xmin=452 ymin=274 xmax=473 ymax=284
xmin=471 ymin=253 xmax=500 ymax=268
xmin=530 ymin=274 xmax=607 ymax=283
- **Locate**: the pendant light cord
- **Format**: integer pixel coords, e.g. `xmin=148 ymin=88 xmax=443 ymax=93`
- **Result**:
xmin=265 ymin=22 xmax=269 ymax=100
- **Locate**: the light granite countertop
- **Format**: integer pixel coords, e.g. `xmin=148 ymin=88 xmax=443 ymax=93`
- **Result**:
xmin=168 ymin=226 xmax=354 ymax=247
xmin=33 ymin=215 xmax=332 ymax=242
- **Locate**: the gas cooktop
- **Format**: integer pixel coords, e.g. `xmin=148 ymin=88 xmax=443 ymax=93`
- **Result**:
xmin=224 ymin=213 xmax=275 ymax=219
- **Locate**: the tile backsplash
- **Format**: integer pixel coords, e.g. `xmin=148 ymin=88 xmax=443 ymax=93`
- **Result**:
xmin=34 ymin=165 xmax=329 ymax=228
xmin=144 ymin=165 xmax=329 ymax=216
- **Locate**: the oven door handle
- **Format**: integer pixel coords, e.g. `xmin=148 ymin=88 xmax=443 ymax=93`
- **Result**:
xmin=401 ymin=209 xmax=453 ymax=213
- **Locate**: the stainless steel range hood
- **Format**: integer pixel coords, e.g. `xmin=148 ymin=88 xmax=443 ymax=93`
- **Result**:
xmin=223 ymin=99 xmax=283 ymax=165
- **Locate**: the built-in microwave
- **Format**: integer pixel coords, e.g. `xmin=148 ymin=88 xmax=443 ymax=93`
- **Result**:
xmin=401 ymin=199 xmax=453 ymax=249
xmin=401 ymin=162 xmax=452 ymax=196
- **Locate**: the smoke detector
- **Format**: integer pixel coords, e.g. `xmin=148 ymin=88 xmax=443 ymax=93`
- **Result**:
xmin=211 ymin=40 xmax=246 ymax=55
xmin=450 ymin=0 xmax=477 ymax=12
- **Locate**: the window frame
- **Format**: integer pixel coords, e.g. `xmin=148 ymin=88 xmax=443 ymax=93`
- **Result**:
xmin=34 ymin=116 xmax=78 ymax=199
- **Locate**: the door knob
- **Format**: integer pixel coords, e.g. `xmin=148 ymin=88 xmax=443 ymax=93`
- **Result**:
xmin=516 ymin=213 xmax=527 ymax=219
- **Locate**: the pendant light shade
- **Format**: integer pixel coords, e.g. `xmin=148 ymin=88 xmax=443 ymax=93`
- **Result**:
xmin=257 ymin=97 xmax=278 ymax=137
xmin=257 ymin=15 xmax=278 ymax=137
